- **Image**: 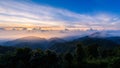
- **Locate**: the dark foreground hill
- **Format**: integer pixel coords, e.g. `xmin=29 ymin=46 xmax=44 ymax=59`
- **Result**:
xmin=0 ymin=45 xmax=15 ymax=54
xmin=0 ymin=42 xmax=120 ymax=68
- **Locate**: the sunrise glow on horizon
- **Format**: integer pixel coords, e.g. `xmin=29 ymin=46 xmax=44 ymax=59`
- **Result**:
xmin=0 ymin=0 xmax=120 ymax=31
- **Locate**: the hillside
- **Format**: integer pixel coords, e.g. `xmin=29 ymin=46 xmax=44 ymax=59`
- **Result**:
xmin=3 ymin=34 xmax=120 ymax=53
xmin=4 ymin=36 xmax=48 ymax=49
xmin=0 ymin=45 xmax=15 ymax=54
xmin=4 ymin=36 xmax=66 ymax=50
xmin=49 ymin=36 xmax=120 ymax=53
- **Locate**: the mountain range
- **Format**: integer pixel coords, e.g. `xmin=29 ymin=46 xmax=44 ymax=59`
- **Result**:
xmin=1 ymin=31 xmax=120 ymax=53
xmin=4 ymin=36 xmax=66 ymax=50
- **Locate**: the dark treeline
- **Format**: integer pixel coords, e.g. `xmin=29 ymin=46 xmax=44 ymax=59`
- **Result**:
xmin=0 ymin=43 xmax=120 ymax=68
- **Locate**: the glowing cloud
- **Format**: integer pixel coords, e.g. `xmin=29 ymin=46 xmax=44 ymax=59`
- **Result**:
xmin=0 ymin=0 xmax=120 ymax=30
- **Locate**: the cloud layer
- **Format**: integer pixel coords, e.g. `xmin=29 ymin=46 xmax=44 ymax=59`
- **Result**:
xmin=0 ymin=0 xmax=120 ymax=30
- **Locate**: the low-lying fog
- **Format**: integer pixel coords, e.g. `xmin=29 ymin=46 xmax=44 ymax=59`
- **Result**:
xmin=0 ymin=30 xmax=120 ymax=44
xmin=0 ymin=30 xmax=94 ymax=41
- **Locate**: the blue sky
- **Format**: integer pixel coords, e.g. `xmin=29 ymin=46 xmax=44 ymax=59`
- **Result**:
xmin=32 ymin=0 xmax=120 ymax=14
xmin=0 ymin=0 xmax=120 ymax=30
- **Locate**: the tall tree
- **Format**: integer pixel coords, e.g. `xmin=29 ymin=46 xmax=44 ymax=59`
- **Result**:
xmin=44 ymin=50 xmax=59 ymax=68
xmin=75 ymin=43 xmax=85 ymax=67
xmin=15 ymin=48 xmax=32 ymax=68
xmin=64 ymin=52 xmax=73 ymax=68
xmin=86 ymin=43 xmax=100 ymax=58
xmin=30 ymin=48 xmax=44 ymax=68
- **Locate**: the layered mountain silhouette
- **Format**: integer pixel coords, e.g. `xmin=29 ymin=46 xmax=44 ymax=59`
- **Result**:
xmin=49 ymin=31 xmax=120 ymax=53
xmin=49 ymin=36 xmax=120 ymax=53
xmin=2 ymin=32 xmax=120 ymax=53
xmin=4 ymin=36 xmax=66 ymax=50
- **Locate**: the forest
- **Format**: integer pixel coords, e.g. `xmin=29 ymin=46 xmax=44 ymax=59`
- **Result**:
xmin=0 ymin=43 xmax=120 ymax=68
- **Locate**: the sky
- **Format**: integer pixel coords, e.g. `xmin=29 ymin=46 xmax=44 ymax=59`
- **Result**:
xmin=0 ymin=0 xmax=120 ymax=30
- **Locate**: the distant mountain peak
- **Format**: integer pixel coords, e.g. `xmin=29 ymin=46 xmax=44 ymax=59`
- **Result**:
xmin=17 ymin=36 xmax=46 ymax=41
xmin=88 ymin=31 xmax=110 ymax=38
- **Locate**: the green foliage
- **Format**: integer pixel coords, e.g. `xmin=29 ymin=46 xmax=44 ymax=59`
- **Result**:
xmin=75 ymin=43 xmax=85 ymax=62
xmin=64 ymin=52 xmax=73 ymax=68
xmin=85 ymin=43 xmax=100 ymax=58
xmin=0 ymin=43 xmax=120 ymax=68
